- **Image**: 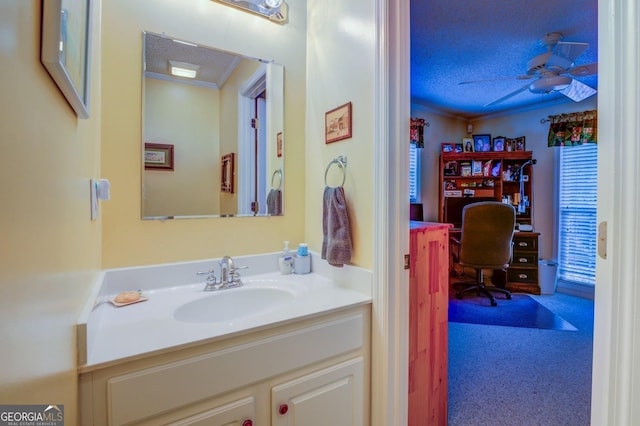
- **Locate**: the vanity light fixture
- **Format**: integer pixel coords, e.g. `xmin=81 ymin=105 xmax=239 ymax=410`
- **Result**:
xmin=169 ymin=60 xmax=199 ymax=79
xmin=212 ymin=0 xmax=289 ymax=23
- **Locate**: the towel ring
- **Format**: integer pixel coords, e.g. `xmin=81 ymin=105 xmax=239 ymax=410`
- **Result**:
xmin=324 ymin=155 xmax=347 ymax=188
xmin=271 ymin=169 xmax=283 ymax=190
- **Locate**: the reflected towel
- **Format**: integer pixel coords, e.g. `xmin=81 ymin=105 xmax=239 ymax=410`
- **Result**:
xmin=322 ymin=186 xmax=352 ymax=267
xmin=267 ymin=189 xmax=282 ymax=215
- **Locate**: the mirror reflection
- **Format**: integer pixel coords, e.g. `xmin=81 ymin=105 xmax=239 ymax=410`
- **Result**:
xmin=142 ymin=31 xmax=284 ymax=219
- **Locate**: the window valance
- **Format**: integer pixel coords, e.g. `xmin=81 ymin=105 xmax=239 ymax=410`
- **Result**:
xmin=410 ymin=118 xmax=426 ymax=148
xmin=547 ymin=110 xmax=597 ymax=147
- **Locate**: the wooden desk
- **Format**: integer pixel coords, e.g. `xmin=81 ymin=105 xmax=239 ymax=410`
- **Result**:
xmin=409 ymin=221 xmax=451 ymax=426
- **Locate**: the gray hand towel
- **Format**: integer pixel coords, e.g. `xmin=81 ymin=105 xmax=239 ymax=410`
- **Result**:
xmin=322 ymin=186 xmax=353 ymax=267
xmin=267 ymin=189 xmax=282 ymax=215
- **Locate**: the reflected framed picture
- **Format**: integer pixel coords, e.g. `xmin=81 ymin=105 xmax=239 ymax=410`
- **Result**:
xmin=277 ymin=132 xmax=283 ymax=157
xmin=325 ymin=102 xmax=352 ymax=144
xmin=144 ymin=143 xmax=174 ymax=170
xmin=41 ymin=0 xmax=92 ymax=118
xmin=221 ymin=153 xmax=235 ymax=194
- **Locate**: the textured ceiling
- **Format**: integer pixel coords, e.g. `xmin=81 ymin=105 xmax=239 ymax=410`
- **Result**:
xmin=410 ymin=0 xmax=598 ymax=119
xmin=144 ymin=32 xmax=243 ymax=88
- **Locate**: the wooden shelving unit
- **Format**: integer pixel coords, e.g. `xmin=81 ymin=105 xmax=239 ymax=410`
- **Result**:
xmin=439 ymin=151 xmax=534 ymax=227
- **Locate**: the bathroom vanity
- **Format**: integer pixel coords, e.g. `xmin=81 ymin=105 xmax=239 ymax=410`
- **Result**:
xmin=78 ymin=255 xmax=372 ymax=425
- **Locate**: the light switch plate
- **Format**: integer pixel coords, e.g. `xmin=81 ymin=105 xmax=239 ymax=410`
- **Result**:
xmin=90 ymin=179 xmax=98 ymax=220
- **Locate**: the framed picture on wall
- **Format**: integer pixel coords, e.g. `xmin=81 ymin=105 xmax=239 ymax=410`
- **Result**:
xmin=325 ymin=102 xmax=352 ymax=143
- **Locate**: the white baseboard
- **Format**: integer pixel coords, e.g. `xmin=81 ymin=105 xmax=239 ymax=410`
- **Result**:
xmin=556 ymin=279 xmax=594 ymax=300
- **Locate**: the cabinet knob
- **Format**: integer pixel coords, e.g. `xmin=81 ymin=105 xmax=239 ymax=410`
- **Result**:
xmin=518 ymin=273 xmax=528 ymax=279
xmin=279 ymin=404 xmax=289 ymax=415
xmin=242 ymin=420 xmax=253 ymax=426
xmin=518 ymin=257 xmax=528 ymax=263
xmin=518 ymin=241 xmax=528 ymax=247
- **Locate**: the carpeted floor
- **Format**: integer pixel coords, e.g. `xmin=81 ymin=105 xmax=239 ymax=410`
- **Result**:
xmin=448 ymin=292 xmax=594 ymax=425
xmin=449 ymin=292 xmax=577 ymax=331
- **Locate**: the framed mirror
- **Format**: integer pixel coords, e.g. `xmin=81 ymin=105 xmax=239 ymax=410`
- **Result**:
xmin=141 ymin=32 xmax=284 ymax=219
xmin=41 ymin=0 xmax=91 ymax=118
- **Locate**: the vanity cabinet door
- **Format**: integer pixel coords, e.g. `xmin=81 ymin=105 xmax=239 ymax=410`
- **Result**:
xmin=271 ymin=357 xmax=364 ymax=426
xmin=165 ymin=396 xmax=255 ymax=426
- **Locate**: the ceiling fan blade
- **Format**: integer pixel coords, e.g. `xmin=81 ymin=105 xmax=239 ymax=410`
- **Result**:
xmin=459 ymin=75 xmax=533 ymax=85
xmin=483 ymin=83 xmax=531 ymax=107
xmin=551 ymin=41 xmax=589 ymax=64
xmin=561 ymin=79 xmax=597 ymax=102
xmin=567 ymin=62 xmax=598 ymax=77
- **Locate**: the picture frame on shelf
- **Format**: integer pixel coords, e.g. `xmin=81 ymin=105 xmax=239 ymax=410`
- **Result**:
xmin=505 ymin=138 xmax=514 ymax=152
xmin=514 ymin=136 xmax=526 ymax=151
xmin=441 ymin=142 xmax=455 ymax=153
xmin=462 ymin=137 xmax=474 ymax=152
xmin=492 ymin=136 xmax=506 ymax=152
xmin=454 ymin=143 xmax=463 ymax=153
xmin=443 ymin=160 xmax=458 ymax=176
xmin=472 ymin=134 xmax=492 ymax=152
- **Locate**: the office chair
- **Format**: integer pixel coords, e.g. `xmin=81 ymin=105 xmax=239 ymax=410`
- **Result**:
xmin=453 ymin=201 xmax=516 ymax=306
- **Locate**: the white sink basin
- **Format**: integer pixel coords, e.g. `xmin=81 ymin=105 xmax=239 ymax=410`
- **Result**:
xmin=173 ymin=286 xmax=295 ymax=323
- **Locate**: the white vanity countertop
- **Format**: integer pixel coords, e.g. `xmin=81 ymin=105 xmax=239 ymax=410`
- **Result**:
xmin=79 ymin=270 xmax=371 ymax=371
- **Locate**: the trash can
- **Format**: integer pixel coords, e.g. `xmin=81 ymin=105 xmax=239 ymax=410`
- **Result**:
xmin=539 ymin=259 xmax=558 ymax=295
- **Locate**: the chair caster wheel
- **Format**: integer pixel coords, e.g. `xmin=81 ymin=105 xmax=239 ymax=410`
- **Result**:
xmin=490 ymin=300 xmax=498 ymax=307
xmin=506 ymin=293 xmax=512 ymax=300
xmin=455 ymin=293 xmax=463 ymax=299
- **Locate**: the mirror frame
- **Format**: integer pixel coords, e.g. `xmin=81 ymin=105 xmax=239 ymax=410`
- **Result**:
xmin=41 ymin=0 xmax=91 ymax=118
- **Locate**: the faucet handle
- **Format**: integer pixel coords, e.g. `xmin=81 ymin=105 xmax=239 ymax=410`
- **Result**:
xmin=197 ymin=270 xmax=219 ymax=291
xmin=229 ymin=265 xmax=248 ymax=285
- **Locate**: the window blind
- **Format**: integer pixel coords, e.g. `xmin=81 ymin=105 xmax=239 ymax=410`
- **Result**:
xmin=409 ymin=143 xmax=419 ymax=203
xmin=557 ymin=143 xmax=597 ymax=286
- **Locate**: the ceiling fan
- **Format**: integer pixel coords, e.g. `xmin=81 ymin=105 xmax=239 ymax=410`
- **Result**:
xmin=461 ymin=32 xmax=598 ymax=107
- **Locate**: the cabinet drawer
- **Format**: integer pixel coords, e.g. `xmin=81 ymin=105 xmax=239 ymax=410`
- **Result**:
xmin=511 ymin=253 xmax=537 ymax=266
xmin=513 ymin=236 xmax=537 ymax=251
xmin=507 ymin=268 xmax=538 ymax=283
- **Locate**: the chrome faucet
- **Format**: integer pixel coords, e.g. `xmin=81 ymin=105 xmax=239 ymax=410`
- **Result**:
xmin=197 ymin=256 xmax=248 ymax=291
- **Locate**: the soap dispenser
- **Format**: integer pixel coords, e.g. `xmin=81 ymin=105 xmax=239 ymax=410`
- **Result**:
xmin=294 ymin=243 xmax=311 ymax=274
xmin=278 ymin=241 xmax=294 ymax=274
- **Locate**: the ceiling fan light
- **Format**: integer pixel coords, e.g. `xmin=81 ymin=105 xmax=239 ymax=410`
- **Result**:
xmin=529 ymin=75 xmax=572 ymax=94
xmin=264 ymin=0 xmax=282 ymax=8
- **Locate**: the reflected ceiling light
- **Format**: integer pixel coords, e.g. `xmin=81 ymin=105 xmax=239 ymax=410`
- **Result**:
xmin=212 ymin=0 xmax=288 ymax=23
xmin=169 ymin=60 xmax=199 ymax=79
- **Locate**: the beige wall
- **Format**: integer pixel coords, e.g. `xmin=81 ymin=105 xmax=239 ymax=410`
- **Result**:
xmin=412 ymin=96 xmax=598 ymax=260
xmin=0 ymin=0 xmax=102 ymax=422
xmin=101 ymin=0 xmax=307 ymax=267
xmin=144 ymin=78 xmax=220 ymax=216
xmin=305 ymin=0 xmax=376 ymax=269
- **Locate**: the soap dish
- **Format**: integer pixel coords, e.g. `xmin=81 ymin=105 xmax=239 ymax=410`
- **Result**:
xmin=109 ymin=290 xmax=148 ymax=307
